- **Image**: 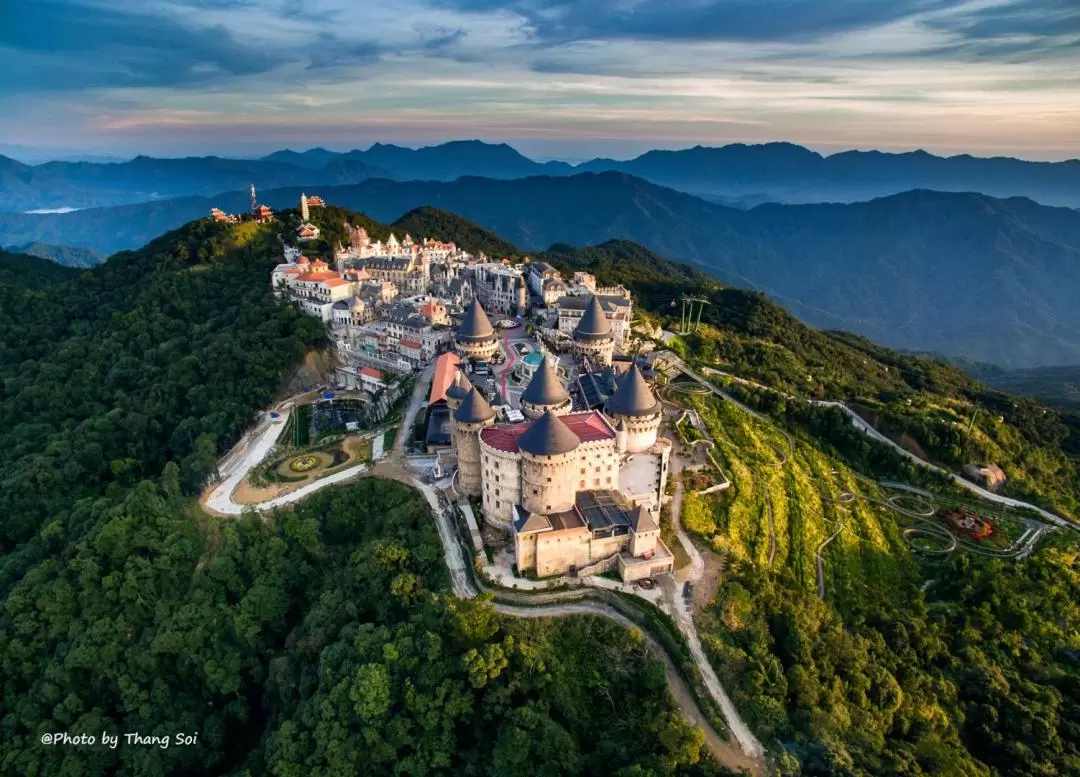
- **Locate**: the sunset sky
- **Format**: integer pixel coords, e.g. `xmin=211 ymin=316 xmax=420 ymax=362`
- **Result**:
xmin=2 ymin=0 xmax=1078 ymax=162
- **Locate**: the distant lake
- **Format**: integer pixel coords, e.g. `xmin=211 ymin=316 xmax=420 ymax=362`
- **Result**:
xmin=24 ymin=207 xmax=81 ymax=214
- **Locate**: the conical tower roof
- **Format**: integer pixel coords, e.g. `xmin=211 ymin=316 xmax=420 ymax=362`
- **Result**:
xmin=457 ymin=298 xmax=496 ymax=342
xmin=606 ymin=364 xmax=660 ymax=417
xmin=574 ymin=296 xmax=612 ymax=341
xmin=455 ymin=386 xmax=496 ymax=423
xmin=518 ymin=409 xmax=580 ymax=456
xmin=446 ymin=370 xmax=472 ymax=400
xmin=521 ymin=356 xmax=569 ymax=407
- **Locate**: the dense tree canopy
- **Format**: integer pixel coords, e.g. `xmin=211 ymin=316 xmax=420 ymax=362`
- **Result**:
xmin=0 ymin=219 xmax=730 ymax=777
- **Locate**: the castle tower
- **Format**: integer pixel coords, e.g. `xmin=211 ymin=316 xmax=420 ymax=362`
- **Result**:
xmin=573 ymin=295 xmax=614 ymax=366
xmin=453 ymin=387 xmax=496 ymax=496
xmin=454 ymin=298 xmax=500 ymax=362
xmin=519 ymin=410 xmax=581 ymax=515
xmin=520 ymin=356 xmax=571 ymax=419
xmin=300 ymin=193 xmax=310 ymax=222
xmin=604 ymin=364 xmax=662 ymax=453
xmin=445 ymin=370 xmax=473 ymax=414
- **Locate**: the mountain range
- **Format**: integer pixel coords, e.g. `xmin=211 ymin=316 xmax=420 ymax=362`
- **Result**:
xmin=5 ymin=171 xmax=1079 ymax=370
xmin=4 ymin=140 xmax=1080 ymax=212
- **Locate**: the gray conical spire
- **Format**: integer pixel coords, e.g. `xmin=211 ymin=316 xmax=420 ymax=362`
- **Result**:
xmin=457 ymin=298 xmax=496 ymax=342
xmin=574 ymin=295 xmax=612 ymax=341
xmin=606 ymin=364 xmax=659 ymax=417
xmin=455 ymin=386 xmax=496 ymax=423
xmin=446 ymin=370 xmax=472 ymax=400
xmin=521 ymin=356 xmax=569 ymax=407
xmin=518 ymin=409 xmax=581 ymax=456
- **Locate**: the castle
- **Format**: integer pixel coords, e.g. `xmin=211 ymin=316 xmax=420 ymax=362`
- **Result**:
xmin=449 ymin=299 xmax=674 ymax=582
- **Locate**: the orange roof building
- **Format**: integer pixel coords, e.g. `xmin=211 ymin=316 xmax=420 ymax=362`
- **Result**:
xmin=428 ymin=352 xmax=462 ymax=404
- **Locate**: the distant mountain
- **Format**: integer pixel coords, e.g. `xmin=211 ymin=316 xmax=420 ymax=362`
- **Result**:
xmin=8 ymin=139 xmax=1080 ymax=212
xmin=957 ymin=361 xmax=1080 ymax=412
xmin=5 ymin=171 xmax=1080 ymax=368
xmin=580 ymin=142 xmax=1080 ymax=207
xmin=6 ymin=241 xmax=105 ymax=267
xmin=0 ymin=140 xmax=577 ymax=212
xmin=260 ymin=147 xmax=341 ymax=169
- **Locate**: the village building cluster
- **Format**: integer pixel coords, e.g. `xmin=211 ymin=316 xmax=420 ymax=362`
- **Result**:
xmin=265 ymin=193 xmax=675 ymax=583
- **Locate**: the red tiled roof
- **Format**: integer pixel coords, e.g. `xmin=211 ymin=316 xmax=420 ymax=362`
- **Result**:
xmin=399 ymin=338 xmax=422 ymax=348
xmin=360 ymin=367 xmax=383 ymax=380
xmin=323 ymin=278 xmax=351 ymax=288
xmin=295 ymin=271 xmax=339 ymax=282
xmin=480 ymin=411 xmax=613 ymax=453
xmin=428 ymin=352 xmax=462 ymax=404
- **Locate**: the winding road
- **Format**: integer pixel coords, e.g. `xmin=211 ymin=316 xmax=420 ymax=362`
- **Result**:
xmin=690 ymin=364 xmax=1075 ymax=531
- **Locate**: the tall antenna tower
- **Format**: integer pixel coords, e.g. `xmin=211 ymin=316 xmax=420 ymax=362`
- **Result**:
xmin=249 ymin=183 xmax=257 ymax=212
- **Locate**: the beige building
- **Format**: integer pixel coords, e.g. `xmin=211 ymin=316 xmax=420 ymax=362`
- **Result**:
xmin=453 ymin=359 xmax=673 ymax=582
xmin=558 ymin=292 xmax=632 ymax=346
xmin=514 ymin=490 xmax=672 ymax=581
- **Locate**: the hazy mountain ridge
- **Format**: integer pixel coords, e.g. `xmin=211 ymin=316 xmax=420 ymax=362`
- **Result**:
xmin=4 ymin=172 xmax=1080 ymax=368
xmin=4 ymin=241 xmax=106 ymax=267
xmin=5 ymin=139 xmax=1080 ymax=212
xmin=579 ymin=142 xmax=1080 ymax=207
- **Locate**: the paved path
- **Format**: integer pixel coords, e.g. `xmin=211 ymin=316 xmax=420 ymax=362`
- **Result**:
xmin=201 ymin=364 xmax=768 ymax=770
xmin=667 ymin=467 xmax=765 ymax=762
xmin=686 ymin=364 xmax=1074 ymax=531
xmin=497 ymin=600 xmax=762 ymax=776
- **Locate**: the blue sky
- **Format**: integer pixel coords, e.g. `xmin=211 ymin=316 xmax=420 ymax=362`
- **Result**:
xmin=1 ymin=0 xmax=1078 ymax=161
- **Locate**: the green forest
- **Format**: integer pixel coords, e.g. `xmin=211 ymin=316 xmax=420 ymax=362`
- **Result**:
xmin=3 ymin=208 xmax=1079 ymax=777
xmin=0 ymin=221 xmax=729 ymax=777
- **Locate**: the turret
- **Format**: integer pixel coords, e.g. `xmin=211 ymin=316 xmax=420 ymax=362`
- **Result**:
xmin=604 ymin=364 xmax=662 ymax=453
xmin=519 ymin=410 xmax=581 ymax=515
xmin=453 ymin=387 xmax=496 ymax=496
xmin=572 ymin=295 xmax=614 ymax=366
xmin=445 ymin=370 xmax=473 ymax=414
xmin=520 ymin=356 xmax=571 ymax=419
xmin=454 ymin=298 xmax=500 ymax=362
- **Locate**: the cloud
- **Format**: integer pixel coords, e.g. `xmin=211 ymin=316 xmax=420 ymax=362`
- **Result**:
xmin=0 ymin=1 xmax=280 ymax=92
xmin=924 ymin=0 xmax=1080 ymax=60
xmin=436 ymin=0 xmax=967 ymax=43
xmin=306 ymin=35 xmax=383 ymax=69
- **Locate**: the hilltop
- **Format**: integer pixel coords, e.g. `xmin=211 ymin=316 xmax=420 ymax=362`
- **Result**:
xmin=1 ymin=206 xmax=1077 ymax=776
xmin=7 ymin=139 xmax=1080 ymax=212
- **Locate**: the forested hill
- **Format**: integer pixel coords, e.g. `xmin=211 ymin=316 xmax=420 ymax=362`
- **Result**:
xmin=541 ymin=238 xmax=1080 ymax=519
xmin=0 ymin=209 xmax=727 ymax=776
xmin=7 ymin=174 xmax=1079 ymax=367
xmin=0 ymin=218 xmax=325 ymax=563
xmin=0 ymin=247 xmax=81 ymax=288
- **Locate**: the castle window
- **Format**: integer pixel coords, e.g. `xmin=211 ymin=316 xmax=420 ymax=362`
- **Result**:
xmin=546 ymin=477 xmax=551 ymax=483
xmin=579 ymin=481 xmax=585 ymax=489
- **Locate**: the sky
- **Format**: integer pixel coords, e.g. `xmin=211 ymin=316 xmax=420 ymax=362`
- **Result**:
xmin=1 ymin=0 xmax=1078 ymax=162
